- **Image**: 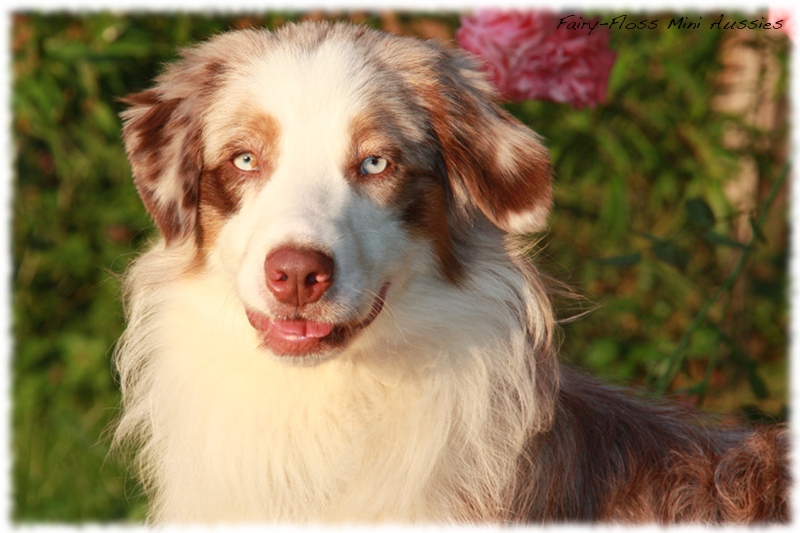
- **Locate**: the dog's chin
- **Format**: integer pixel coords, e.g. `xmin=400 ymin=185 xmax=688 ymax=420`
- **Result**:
xmin=245 ymin=284 xmax=390 ymax=362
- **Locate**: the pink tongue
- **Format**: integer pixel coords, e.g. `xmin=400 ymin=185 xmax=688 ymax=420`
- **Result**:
xmin=271 ymin=319 xmax=334 ymax=339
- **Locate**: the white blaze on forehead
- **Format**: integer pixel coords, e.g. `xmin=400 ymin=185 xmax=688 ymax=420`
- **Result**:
xmin=202 ymin=36 xmax=377 ymax=242
xmin=204 ymin=36 xmax=374 ymax=168
xmin=204 ymin=35 xmax=411 ymax=317
xmin=251 ymin=39 xmax=370 ymax=222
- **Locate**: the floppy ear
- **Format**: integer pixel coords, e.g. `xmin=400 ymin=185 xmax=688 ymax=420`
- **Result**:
xmin=121 ymin=35 xmax=238 ymax=244
xmin=422 ymin=46 xmax=552 ymax=234
xmin=122 ymin=89 xmax=202 ymax=244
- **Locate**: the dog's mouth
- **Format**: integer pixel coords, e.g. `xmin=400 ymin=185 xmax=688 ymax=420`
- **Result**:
xmin=245 ymin=283 xmax=390 ymax=357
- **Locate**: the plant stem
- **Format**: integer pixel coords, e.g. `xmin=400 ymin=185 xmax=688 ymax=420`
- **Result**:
xmin=652 ymin=163 xmax=789 ymax=394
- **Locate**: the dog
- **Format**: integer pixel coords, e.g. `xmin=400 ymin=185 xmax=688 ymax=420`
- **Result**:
xmin=113 ymin=21 xmax=789 ymax=523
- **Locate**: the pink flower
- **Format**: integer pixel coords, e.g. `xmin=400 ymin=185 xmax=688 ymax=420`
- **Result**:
xmin=769 ymin=9 xmax=793 ymax=40
xmin=456 ymin=10 xmax=617 ymax=109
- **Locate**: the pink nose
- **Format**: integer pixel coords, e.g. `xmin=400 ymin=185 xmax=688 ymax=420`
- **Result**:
xmin=264 ymin=247 xmax=334 ymax=307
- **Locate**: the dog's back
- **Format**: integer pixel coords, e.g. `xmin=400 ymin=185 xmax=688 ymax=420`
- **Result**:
xmin=514 ymin=369 xmax=789 ymax=522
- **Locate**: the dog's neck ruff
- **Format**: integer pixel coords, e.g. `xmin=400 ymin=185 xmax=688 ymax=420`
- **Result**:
xmin=114 ymin=242 xmax=554 ymax=523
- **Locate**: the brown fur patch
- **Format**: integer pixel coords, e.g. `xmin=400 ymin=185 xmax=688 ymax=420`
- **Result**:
xmin=412 ymin=46 xmax=552 ymax=234
xmin=196 ymin=112 xmax=281 ymax=248
xmin=348 ymin=109 xmax=463 ymax=283
xmin=512 ymin=369 xmax=790 ymax=523
xmin=123 ymin=98 xmax=211 ymax=244
xmin=122 ymin=92 xmax=188 ymax=243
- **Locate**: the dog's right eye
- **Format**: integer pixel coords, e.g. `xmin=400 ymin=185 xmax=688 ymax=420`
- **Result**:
xmin=360 ymin=156 xmax=389 ymax=176
xmin=233 ymin=152 xmax=260 ymax=171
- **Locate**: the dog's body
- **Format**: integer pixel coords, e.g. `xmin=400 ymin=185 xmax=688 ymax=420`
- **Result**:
xmin=114 ymin=22 xmax=788 ymax=523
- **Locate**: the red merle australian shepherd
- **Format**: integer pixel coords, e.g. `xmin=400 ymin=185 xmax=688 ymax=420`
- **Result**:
xmin=113 ymin=21 xmax=789 ymax=523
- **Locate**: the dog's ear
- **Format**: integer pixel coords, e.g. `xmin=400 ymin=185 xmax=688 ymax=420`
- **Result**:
xmin=122 ymin=88 xmax=202 ymax=244
xmin=421 ymin=46 xmax=552 ymax=234
xmin=121 ymin=37 xmax=236 ymax=244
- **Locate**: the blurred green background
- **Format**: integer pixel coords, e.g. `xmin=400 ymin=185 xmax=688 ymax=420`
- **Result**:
xmin=11 ymin=11 xmax=789 ymax=522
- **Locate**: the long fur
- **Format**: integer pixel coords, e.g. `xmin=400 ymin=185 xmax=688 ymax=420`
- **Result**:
xmin=115 ymin=237 xmax=558 ymax=522
xmin=113 ymin=22 xmax=789 ymax=524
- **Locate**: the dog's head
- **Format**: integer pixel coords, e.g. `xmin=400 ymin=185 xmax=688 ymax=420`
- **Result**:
xmin=122 ymin=22 xmax=552 ymax=361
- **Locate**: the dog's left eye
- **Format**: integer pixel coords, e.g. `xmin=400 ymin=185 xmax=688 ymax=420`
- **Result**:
xmin=360 ymin=156 xmax=388 ymax=175
xmin=233 ymin=152 xmax=260 ymax=171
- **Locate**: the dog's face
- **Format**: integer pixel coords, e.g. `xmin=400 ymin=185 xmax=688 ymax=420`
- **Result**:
xmin=122 ymin=23 xmax=551 ymax=362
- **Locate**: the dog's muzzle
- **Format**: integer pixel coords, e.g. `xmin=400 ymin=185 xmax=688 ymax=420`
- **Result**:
xmin=245 ymin=246 xmax=389 ymax=358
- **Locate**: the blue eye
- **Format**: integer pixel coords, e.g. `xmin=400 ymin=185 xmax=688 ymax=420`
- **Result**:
xmin=360 ymin=156 xmax=388 ymax=175
xmin=233 ymin=152 xmax=259 ymax=171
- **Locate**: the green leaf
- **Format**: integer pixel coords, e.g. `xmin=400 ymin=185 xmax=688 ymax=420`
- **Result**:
xmin=747 ymin=370 xmax=770 ymax=400
xmin=749 ymin=217 xmax=768 ymax=244
xmin=685 ymin=197 xmax=715 ymax=229
xmin=729 ymin=348 xmax=757 ymax=370
xmin=651 ymin=240 xmax=689 ymax=270
xmin=702 ymin=231 xmax=750 ymax=249
xmin=585 ymin=338 xmax=621 ymax=372
xmin=633 ymin=231 xmax=663 ymax=244
xmin=594 ymin=252 xmax=642 ymax=267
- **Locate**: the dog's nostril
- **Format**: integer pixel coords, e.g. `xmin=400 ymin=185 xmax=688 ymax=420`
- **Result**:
xmin=269 ymin=271 xmax=290 ymax=283
xmin=264 ymin=247 xmax=335 ymax=307
xmin=306 ymin=271 xmax=332 ymax=286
